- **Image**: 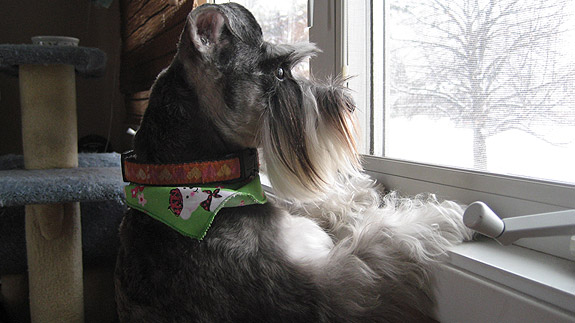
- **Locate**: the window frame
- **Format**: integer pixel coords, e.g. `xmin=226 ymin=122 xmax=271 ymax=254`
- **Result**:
xmin=309 ymin=0 xmax=575 ymax=261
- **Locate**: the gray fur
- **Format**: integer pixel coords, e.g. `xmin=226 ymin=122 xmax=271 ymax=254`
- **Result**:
xmin=115 ymin=3 xmax=471 ymax=322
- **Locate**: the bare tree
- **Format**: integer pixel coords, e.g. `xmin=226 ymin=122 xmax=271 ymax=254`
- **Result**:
xmin=389 ymin=0 xmax=574 ymax=170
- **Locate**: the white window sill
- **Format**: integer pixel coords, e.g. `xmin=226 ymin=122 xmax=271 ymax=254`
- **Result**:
xmin=433 ymin=238 xmax=575 ymax=322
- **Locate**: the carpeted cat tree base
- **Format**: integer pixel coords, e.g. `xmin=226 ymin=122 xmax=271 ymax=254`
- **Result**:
xmin=0 ymin=154 xmax=125 ymax=323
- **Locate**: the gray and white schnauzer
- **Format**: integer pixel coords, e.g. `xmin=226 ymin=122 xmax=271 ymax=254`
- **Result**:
xmin=115 ymin=3 xmax=472 ymax=322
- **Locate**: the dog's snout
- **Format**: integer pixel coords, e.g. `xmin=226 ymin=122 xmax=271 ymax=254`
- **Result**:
xmin=310 ymin=83 xmax=357 ymax=115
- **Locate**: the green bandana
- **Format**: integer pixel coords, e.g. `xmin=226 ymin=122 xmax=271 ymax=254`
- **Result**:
xmin=125 ymin=176 xmax=267 ymax=240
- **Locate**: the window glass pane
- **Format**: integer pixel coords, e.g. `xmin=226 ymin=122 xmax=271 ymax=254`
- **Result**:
xmin=369 ymin=0 xmax=575 ymax=184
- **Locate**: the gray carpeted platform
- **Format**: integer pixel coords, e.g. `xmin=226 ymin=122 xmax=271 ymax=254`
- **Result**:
xmin=0 ymin=44 xmax=106 ymax=78
xmin=0 ymin=167 xmax=125 ymax=207
xmin=0 ymin=153 xmax=125 ymax=207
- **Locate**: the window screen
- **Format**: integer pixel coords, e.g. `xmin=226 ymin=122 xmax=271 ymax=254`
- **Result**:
xmin=371 ymin=0 xmax=575 ymax=184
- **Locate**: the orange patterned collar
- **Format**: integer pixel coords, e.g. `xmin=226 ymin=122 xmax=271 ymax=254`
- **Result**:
xmin=121 ymin=149 xmax=259 ymax=186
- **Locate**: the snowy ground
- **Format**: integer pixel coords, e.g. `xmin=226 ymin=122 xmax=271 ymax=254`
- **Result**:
xmin=384 ymin=116 xmax=575 ymax=184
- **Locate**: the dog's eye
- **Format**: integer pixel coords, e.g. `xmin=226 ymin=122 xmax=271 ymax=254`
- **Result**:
xmin=275 ymin=67 xmax=285 ymax=80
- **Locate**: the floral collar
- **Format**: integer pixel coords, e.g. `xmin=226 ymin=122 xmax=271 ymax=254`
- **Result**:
xmin=121 ymin=149 xmax=259 ymax=186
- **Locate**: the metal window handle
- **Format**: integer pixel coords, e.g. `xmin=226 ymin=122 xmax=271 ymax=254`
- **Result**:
xmin=464 ymin=202 xmax=575 ymax=254
xmin=308 ymin=0 xmax=314 ymax=28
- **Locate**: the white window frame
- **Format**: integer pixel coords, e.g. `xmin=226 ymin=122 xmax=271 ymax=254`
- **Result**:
xmin=310 ymin=0 xmax=574 ymax=319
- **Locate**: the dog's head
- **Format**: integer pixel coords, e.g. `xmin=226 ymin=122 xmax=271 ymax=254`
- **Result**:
xmin=175 ymin=3 xmax=361 ymax=200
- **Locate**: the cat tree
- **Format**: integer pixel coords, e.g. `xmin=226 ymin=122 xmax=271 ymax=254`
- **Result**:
xmin=0 ymin=40 xmax=110 ymax=322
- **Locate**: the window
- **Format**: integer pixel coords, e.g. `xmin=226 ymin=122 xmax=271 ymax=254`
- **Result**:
xmin=343 ymin=0 xmax=575 ymax=261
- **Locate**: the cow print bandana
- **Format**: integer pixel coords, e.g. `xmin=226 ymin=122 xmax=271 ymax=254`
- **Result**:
xmin=124 ymin=176 xmax=267 ymax=240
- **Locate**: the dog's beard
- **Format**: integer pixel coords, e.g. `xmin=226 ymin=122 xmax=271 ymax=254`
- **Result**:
xmin=261 ymin=78 xmax=362 ymax=201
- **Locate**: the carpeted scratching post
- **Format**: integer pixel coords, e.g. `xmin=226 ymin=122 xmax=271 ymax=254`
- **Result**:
xmin=0 ymin=38 xmax=106 ymax=323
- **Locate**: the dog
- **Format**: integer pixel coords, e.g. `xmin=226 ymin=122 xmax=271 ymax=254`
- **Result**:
xmin=115 ymin=3 xmax=472 ymax=322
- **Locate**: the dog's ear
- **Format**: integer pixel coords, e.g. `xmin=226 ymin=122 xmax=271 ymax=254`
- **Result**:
xmin=180 ymin=4 xmax=262 ymax=60
xmin=185 ymin=5 xmax=228 ymax=55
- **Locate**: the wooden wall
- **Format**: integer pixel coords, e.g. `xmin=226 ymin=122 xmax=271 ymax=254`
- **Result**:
xmin=119 ymin=0 xmax=204 ymax=127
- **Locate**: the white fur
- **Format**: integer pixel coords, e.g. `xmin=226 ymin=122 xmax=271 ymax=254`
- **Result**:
xmin=289 ymin=174 xmax=473 ymax=252
xmin=277 ymin=211 xmax=334 ymax=265
xmin=270 ymin=173 xmax=474 ymax=319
